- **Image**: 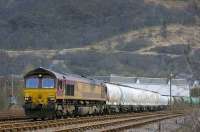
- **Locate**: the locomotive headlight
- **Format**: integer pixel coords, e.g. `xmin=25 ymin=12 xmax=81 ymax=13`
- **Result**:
xmin=38 ymin=74 xmax=42 ymax=78
xmin=25 ymin=97 xmax=28 ymax=101
xmin=25 ymin=96 xmax=32 ymax=101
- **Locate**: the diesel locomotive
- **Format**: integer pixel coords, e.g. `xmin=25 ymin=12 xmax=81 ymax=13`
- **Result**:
xmin=24 ymin=67 xmax=199 ymax=119
xmin=24 ymin=67 xmax=106 ymax=119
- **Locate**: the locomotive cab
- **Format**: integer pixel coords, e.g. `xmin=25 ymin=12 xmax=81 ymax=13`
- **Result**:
xmin=24 ymin=75 xmax=56 ymax=104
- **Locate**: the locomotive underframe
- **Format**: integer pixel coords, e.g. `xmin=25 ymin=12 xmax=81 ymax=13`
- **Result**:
xmin=24 ymin=99 xmax=106 ymax=119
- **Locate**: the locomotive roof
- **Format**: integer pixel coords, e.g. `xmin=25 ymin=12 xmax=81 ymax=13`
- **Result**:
xmin=24 ymin=67 xmax=102 ymax=85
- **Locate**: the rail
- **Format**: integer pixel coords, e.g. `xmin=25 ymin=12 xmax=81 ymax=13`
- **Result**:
xmin=0 ymin=111 xmax=185 ymax=132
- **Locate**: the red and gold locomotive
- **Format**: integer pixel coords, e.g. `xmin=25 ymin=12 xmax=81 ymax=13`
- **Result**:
xmin=24 ymin=67 xmax=106 ymax=119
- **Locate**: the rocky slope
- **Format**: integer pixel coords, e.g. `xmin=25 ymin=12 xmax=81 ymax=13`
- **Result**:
xmin=0 ymin=0 xmax=200 ymax=79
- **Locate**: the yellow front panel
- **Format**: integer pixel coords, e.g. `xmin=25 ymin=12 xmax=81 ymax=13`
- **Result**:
xmin=24 ymin=88 xmax=56 ymax=105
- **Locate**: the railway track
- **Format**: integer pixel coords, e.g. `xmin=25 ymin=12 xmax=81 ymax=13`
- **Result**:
xmin=56 ymin=112 xmax=183 ymax=132
xmin=0 ymin=116 xmax=28 ymax=122
xmin=0 ymin=111 xmax=26 ymax=121
xmin=0 ymin=111 xmax=185 ymax=132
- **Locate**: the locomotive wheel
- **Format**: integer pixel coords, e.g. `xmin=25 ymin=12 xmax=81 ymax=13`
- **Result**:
xmin=56 ymin=110 xmax=63 ymax=119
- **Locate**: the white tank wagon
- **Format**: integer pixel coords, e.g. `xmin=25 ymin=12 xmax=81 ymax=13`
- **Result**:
xmin=160 ymin=95 xmax=170 ymax=105
xmin=105 ymin=83 xmax=168 ymax=112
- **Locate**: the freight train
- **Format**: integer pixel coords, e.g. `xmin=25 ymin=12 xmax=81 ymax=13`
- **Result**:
xmin=23 ymin=67 xmax=199 ymax=119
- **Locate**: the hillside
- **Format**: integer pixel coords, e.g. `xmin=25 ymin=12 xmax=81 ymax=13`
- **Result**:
xmin=0 ymin=0 xmax=200 ymax=79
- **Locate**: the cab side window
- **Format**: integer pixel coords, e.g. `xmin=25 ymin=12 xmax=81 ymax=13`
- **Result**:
xmin=65 ymin=84 xmax=74 ymax=96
